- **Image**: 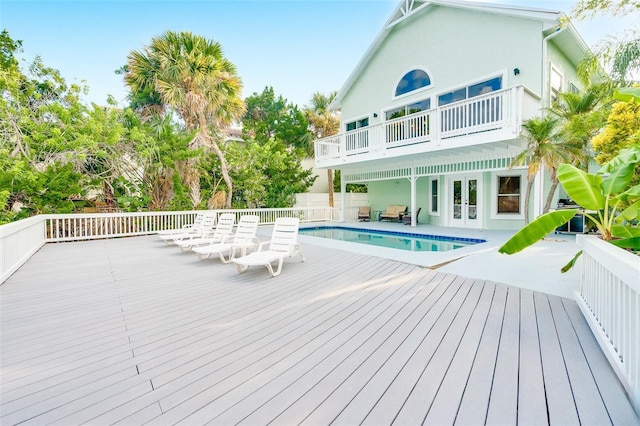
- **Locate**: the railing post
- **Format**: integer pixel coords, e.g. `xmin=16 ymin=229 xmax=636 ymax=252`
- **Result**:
xmin=514 ymin=86 xmax=523 ymax=134
xmin=434 ymin=107 xmax=441 ymax=146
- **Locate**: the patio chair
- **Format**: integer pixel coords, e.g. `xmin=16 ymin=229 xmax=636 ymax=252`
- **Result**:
xmin=231 ymin=217 xmax=304 ymax=277
xmin=357 ymin=206 xmax=371 ymax=221
xmin=158 ymin=213 xmax=216 ymax=245
xmin=157 ymin=213 xmax=204 ymax=236
xmin=192 ymin=215 xmax=260 ymax=262
xmin=402 ymin=207 xmax=421 ymax=225
xmin=174 ymin=213 xmax=235 ymax=251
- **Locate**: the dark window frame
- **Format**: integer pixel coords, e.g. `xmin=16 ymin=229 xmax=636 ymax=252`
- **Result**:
xmin=497 ymin=175 xmax=521 ymax=214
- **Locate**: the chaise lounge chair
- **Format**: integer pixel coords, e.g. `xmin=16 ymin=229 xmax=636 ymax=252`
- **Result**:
xmin=174 ymin=213 xmax=235 ymax=251
xmin=191 ymin=215 xmax=260 ymax=262
xmin=231 ymin=217 xmax=305 ymax=277
xmin=158 ymin=213 xmax=216 ymax=244
xmin=357 ymin=206 xmax=371 ymax=221
xmin=157 ymin=213 xmax=204 ymax=236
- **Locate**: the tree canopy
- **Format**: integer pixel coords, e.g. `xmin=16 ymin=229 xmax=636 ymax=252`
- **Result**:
xmin=0 ymin=30 xmax=317 ymax=223
xmin=242 ymin=86 xmax=311 ymax=150
xmin=237 ymin=86 xmax=316 ymax=208
xmin=124 ymin=30 xmax=245 ymax=208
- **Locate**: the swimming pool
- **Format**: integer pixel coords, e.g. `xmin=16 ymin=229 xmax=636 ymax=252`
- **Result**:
xmin=299 ymin=226 xmax=486 ymax=252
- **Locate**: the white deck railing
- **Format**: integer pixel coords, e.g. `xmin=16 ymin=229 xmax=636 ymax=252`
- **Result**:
xmin=0 ymin=207 xmax=337 ymax=284
xmin=0 ymin=216 xmax=47 ymax=284
xmin=576 ymin=235 xmax=640 ymax=412
xmin=315 ymin=86 xmax=519 ymax=164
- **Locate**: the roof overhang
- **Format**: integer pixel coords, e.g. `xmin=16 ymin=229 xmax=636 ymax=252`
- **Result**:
xmin=319 ymin=139 xmax=526 ymax=175
xmin=545 ymin=20 xmax=591 ymax=67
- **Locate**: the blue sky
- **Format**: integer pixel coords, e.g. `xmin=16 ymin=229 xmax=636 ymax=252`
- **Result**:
xmin=1 ymin=0 xmax=633 ymax=108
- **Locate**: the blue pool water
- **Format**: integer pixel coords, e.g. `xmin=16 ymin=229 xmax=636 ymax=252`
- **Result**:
xmin=299 ymin=226 xmax=486 ymax=252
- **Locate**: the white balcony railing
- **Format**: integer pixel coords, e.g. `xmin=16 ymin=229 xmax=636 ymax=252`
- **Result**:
xmin=315 ymin=86 xmax=523 ymax=165
xmin=0 ymin=207 xmax=337 ymax=284
xmin=576 ymin=235 xmax=640 ymax=412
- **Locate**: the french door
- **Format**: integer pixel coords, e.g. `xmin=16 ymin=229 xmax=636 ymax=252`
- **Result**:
xmin=448 ymin=174 xmax=482 ymax=228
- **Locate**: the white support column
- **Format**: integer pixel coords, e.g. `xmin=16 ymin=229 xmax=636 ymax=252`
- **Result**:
xmin=340 ymin=175 xmax=347 ymax=222
xmin=533 ymin=167 xmax=544 ymax=219
xmin=409 ymin=168 xmax=417 ymax=227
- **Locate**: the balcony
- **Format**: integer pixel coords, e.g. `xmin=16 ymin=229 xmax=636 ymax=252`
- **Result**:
xmin=315 ymin=86 xmax=537 ymax=168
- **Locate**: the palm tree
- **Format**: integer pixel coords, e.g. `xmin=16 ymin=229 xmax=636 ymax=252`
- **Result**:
xmin=125 ymin=31 xmax=245 ymax=208
xmin=549 ymin=85 xmax=609 ymax=169
xmin=511 ymin=116 xmax=580 ymax=223
xmin=304 ymin=91 xmax=339 ymax=206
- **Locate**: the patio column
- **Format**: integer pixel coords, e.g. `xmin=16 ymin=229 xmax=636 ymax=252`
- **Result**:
xmin=409 ymin=168 xmax=417 ymax=227
xmin=340 ymin=174 xmax=346 ymax=222
xmin=533 ymin=166 xmax=544 ymax=219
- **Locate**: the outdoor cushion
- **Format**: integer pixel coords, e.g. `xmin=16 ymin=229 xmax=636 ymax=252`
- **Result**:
xmin=379 ymin=205 xmax=407 ymax=220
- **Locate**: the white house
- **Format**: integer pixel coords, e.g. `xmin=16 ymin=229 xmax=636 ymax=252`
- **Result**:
xmin=313 ymin=0 xmax=589 ymax=229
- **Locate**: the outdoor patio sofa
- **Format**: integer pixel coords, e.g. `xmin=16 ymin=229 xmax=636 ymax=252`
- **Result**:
xmin=379 ymin=205 xmax=407 ymax=222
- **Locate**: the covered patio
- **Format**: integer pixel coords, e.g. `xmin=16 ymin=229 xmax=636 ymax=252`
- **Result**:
xmin=1 ymin=233 xmax=637 ymax=425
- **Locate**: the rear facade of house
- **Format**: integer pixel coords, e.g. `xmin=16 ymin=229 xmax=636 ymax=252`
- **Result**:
xmin=313 ymin=0 xmax=588 ymax=230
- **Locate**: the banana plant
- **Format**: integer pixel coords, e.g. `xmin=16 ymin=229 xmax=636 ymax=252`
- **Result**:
xmin=499 ymin=144 xmax=640 ymax=272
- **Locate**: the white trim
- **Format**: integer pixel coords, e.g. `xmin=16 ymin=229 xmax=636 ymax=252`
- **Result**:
xmin=429 ymin=176 xmax=440 ymax=216
xmin=342 ymin=151 xmax=519 ymax=183
xmin=490 ymin=169 xmax=527 ymax=220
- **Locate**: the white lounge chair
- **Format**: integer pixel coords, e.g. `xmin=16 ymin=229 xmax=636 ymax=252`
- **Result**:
xmin=157 ymin=213 xmax=204 ymax=236
xmin=174 ymin=213 xmax=235 ymax=251
xmin=158 ymin=213 xmax=216 ymax=245
xmin=192 ymin=215 xmax=261 ymax=262
xmin=231 ymin=217 xmax=304 ymax=277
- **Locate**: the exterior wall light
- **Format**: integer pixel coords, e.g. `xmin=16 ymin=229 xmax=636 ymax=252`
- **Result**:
xmin=514 ymin=68 xmax=520 ymax=75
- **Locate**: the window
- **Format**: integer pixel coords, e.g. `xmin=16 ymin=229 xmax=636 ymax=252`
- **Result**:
xmin=468 ymin=77 xmax=502 ymax=98
xmin=497 ymin=176 xmax=521 ymax=214
xmin=438 ymin=87 xmax=466 ymax=106
xmin=384 ymin=99 xmax=432 ymax=143
xmin=395 ymin=69 xmax=431 ymax=97
xmin=438 ymin=76 xmax=502 ymax=106
xmin=346 ymin=117 xmax=369 ymax=132
xmin=569 ymin=83 xmax=579 ymax=94
xmin=550 ymin=67 xmax=563 ymax=105
xmin=430 ymin=178 xmax=439 ymax=215
xmin=385 ymin=99 xmax=431 ymax=120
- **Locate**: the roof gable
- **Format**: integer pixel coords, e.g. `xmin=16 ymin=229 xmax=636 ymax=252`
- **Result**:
xmin=331 ymin=0 xmax=586 ymax=109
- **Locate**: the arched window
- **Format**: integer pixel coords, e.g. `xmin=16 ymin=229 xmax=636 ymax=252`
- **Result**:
xmin=395 ymin=69 xmax=431 ymax=97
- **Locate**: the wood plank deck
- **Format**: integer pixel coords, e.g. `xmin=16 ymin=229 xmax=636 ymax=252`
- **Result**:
xmin=1 ymin=235 xmax=638 ymax=425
